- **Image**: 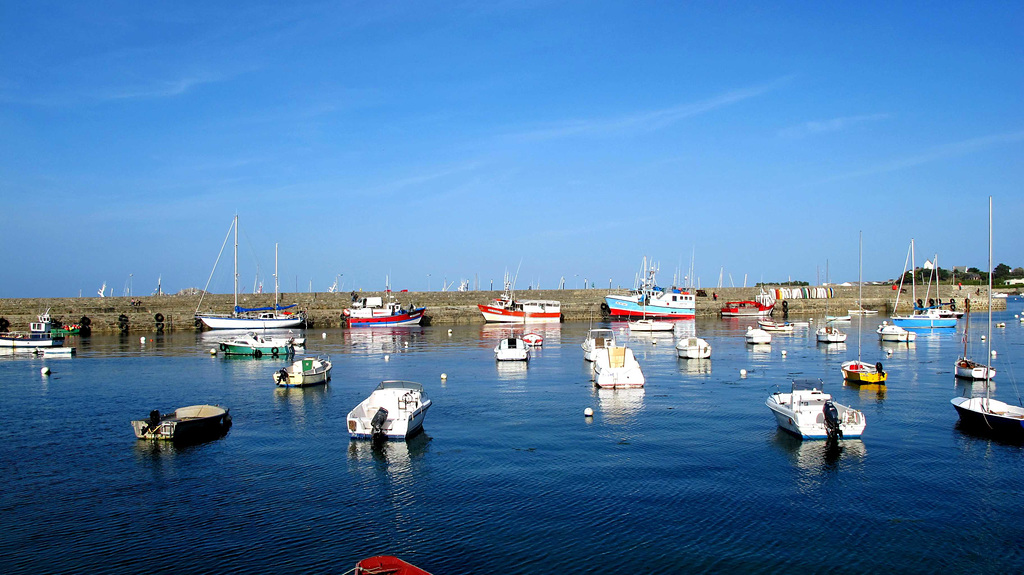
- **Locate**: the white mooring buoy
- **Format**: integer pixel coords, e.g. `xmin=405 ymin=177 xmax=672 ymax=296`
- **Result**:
xmin=991 ymin=350 xmax=998 ymax=358
xmin=781 ymin=350 xmax=787 ymax=357
xmin=210 ymin=348 xmax=218 ymax=355
xmin=322 ymin=332 xmax=327 ymax=339
xmin=584 ymin=407 xmax=594 ymax=417
xmin=441 ymin=373 xmax=447 ymax=380
xmin=41 ymin=367 xmax=50 ymax=376
xmin=384 ymin=354 xmax=390 ymax=361
xmin=740 ymin=369 xmax=748 ymax=377
xmin=140 ymin=336 xmax=146 ymax=344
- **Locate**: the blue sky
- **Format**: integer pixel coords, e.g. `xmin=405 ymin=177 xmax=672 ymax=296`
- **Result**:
xmin=2 ymin=1 xmax=1021 ymax=297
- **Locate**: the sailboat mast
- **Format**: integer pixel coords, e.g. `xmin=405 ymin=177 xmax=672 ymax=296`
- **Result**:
xmin=858 ymin=231 xmax=863 ymax=362
xmin=986 ymin=196 xmax=993 ymax=400
xmin=233 ymin=215 xmax=239 ymax=316
xmin=274 ymin=243 xmax=279 ymax=310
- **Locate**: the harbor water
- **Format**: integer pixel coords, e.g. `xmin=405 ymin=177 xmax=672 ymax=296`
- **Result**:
xmin=2 ymin=302 xmax=1023 ymax=573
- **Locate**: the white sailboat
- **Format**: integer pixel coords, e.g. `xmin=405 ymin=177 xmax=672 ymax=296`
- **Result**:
xmin=195 ymin=216 xmax=306 ymax=330
xmin=816 ymin=260 xmax=847 ymax=343
xmin=951 ymin=197 xmax=1022 ymax=438
xmin=842 ymin=232 xmax=886 ymax=384
xmin=954 ymin=300 xmax=995 ymax=380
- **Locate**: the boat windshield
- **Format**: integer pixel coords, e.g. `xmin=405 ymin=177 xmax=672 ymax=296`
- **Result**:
xmin=377 ymin=380 xmax=423 ymax=391
xmin=791 ymin=379 xmax=823 ymax=392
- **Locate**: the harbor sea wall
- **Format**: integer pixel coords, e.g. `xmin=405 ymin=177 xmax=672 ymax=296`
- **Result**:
xmin=0 ymin=285 xmax=1008 ymax=333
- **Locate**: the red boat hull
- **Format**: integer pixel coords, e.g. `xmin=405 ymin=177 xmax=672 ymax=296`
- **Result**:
xmin=355 ymin=555 xmax=433 ymax=575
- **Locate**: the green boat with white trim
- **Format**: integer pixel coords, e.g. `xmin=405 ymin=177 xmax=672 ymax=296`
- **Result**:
xmin=217 ymin=331 xmax=295 ymax=358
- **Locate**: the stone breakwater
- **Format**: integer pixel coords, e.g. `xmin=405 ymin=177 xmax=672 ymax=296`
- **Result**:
xmin=0 ymin=286 xmax=1006 ymax=333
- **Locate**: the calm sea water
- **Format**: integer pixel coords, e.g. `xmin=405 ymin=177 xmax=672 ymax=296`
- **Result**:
xmin=2 ymin=301 xmax=1023 ymax=574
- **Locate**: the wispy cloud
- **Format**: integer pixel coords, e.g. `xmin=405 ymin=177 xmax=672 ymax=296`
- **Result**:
xmin=779 ymin=113 xmax=892 ymax=138
xmin=97 ymin=76 xmax=219 ymax=101
xmin=508 ymin=77 xmax=790 ymax=141
xmin=814 ymin=129 xmax=1024 ymax=185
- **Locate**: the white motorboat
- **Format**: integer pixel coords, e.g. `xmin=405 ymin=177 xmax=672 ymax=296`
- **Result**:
xmin=347 ymin=380 xmax=432 ymax=440
xmin=766 ymin=379 xmax=866 ymax=440
xmin=132 ymin=405 xmax=232 ymax=442
xmin=815 ymin=325 xmax=848 ymax=343
xmin=877 ymin=321 xmax=917 ymax=342
xmin=593 ymin=345 xmax=645 ymax=388
xmin=581 ymin=328 xmax=616 ymax=362
xmin=758 ymin=319 xmax=794 ymax=333
xmin=745 ymin=326 xmax=772 ymax=344
xmin=628 ymin=318 xmax=674 ymax=332
xmin=494 ymin=337 xmax=530 ymax=361
xmin=0 ymin=310 xmax=65 ymax=349
xmin=675 ymin=336 xmax=711 ymax=359
xmin=274 ymin=354 xmax=332 ymax=387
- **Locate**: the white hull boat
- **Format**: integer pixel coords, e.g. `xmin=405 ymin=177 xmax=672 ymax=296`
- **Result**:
xmin=745 ymin=326 xmax=772 ymax=344
xmin=954 ymin=358 xmax=995 ymax=381
xmin=195 ymin=218 xmax=306 ymax=330
xmin=494 ymin=337 xmax=530 ymax=361
xmin=581 ymin=328 xmax=616 ymax=362
xmin=758 ymin=319 xmax=794 ymax=333
xmin=132 ymin=405 xmax=232 ymax=441
xmin=274 ymin=355 xmax=332 ymax=387
xmin=877 ymin=321 xmax=917 ymax=342
xmin=0 ymin=310 xmax=65 ymax=349
xmin=676 ymin=337 xmax=711 ymax=359
xmin=593 ymin=346 xmax=645 ymax=388
xmin=815 ymin=326 xmax=848 ymax=343
xmin=767 ymin=380 xmax=866 ymax=440
xmin=347 ymin=380 xmax=431 ymax=440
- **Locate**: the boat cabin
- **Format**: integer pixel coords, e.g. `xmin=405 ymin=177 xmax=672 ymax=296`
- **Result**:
xmin=353 ymin=297 xmax=385 ymax=309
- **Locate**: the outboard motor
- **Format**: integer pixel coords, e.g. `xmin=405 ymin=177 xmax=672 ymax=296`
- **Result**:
xmin=144 ymin=410 xmax=161 ymax=434
xmin=276 ymin=369 xmax=289 ymax=384
xmin=823 ymin=401 xmax=843 ymax=440
xmin=370 ymin=407 xmax=389 ymax=437
xmin=875 ymin=361 xmax=885 ymax=376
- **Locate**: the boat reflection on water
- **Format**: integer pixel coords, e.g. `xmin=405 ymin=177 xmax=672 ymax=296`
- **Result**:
xmin=954 ymin=377 xmax=995 ymax=398
xmin=678 ymin=358 xmax=712 ymax=375
xmin=880 ymin=341 xmax=917 ymax=356
xmin=749 ymin=343 xmax=772 ymax=355
xmin=593 ymin=386 xmax=645 ymax=423
xmin=495 ymin=359 xmax=529 ymax=381
xmin=348 ymin=433 xmax=431 ymax=470
xmin=847 ymin=381 xmax=887 ymax=401
xmin=479 ymin=323 xmax=562 ymax=347
xmin=771 ymin=430 xmax=867 ymax=474
xmin=819 ymin=342 xmax=847 ymax=355
xmin=345 ymin=326 xmax=423 ymax=355
xmin=132 ymin=430 xmax=229 ymax=460
xmin=273 ymin=382 xmax=330 ymax=428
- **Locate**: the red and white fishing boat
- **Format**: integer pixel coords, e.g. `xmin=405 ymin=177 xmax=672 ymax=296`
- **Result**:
xmin=479 ymin=275 xmax=560 ymax=323
xmin=720 ymin=292 xmax=775 ymax=317
xmin=344 ymin=280 xmax=425 ymax=327
xmin=355 ymin=556 xmax=433 ymax=575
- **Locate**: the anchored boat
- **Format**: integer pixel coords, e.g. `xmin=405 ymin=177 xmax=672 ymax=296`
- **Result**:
xmin=581 ymin=328 xmax=616 ymax=362
xmin=217 ymin=331 xmax=296 ymax=357
xmin=494 ymin=336 xmax=530 ymax=361
xmin=479 ymin=273 xmax=560 ymax=323
xmin=604 ymin=257 xmax=695 ymax=319
xmin=767 ymin=379 xmax=866 ymax=440
xmin=131 ymin=405 xmax=232 ymax=441
xmin=274 ymin=355 xmax=332 ymax=387
xmin=593 ymin=345 xmax=645 ymax=388
xmin=347 ymin=381 xmax=431 ymax=440
xmin=676 ymin=336 xmax=712 ymax=359
xmin=0 ymin=310 xmax=65 ymax=350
